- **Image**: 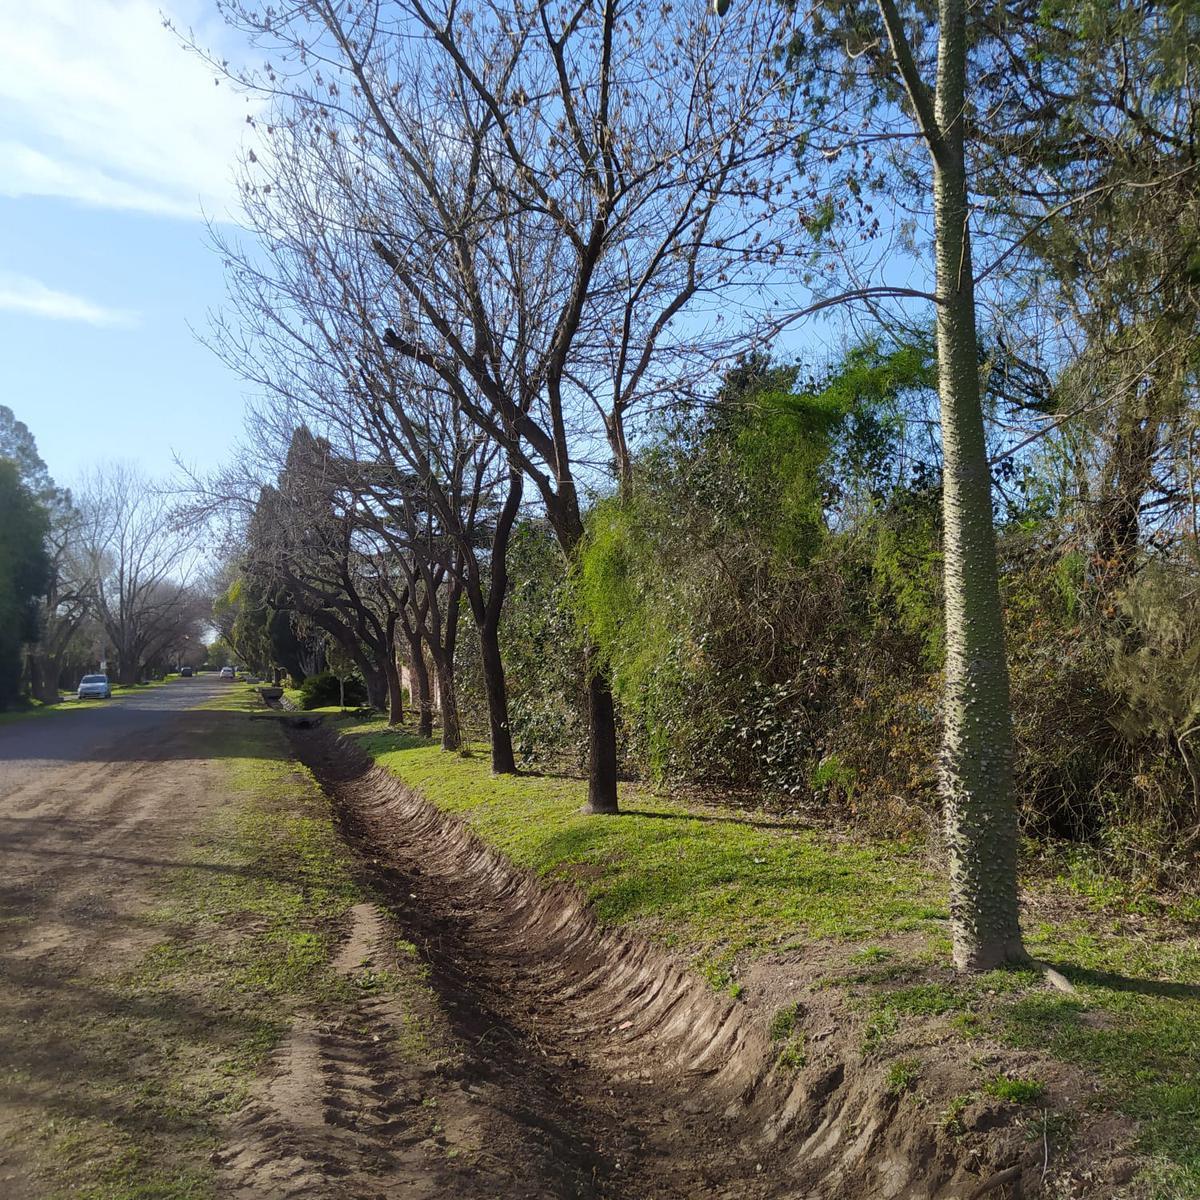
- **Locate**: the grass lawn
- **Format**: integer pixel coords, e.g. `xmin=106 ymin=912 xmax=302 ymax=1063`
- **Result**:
xmin=337 ymin=717 xmax=1200 ymax=1198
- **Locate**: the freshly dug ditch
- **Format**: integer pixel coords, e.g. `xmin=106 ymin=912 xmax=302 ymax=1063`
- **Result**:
xmin=288 ymin=726 xmax=1075 ymax=1199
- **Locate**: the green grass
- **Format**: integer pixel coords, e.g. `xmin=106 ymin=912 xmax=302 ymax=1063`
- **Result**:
xmin=981 ymin=1074 xmax=1045 ymax=1105
xmin=344 ymin=724 xmax=946 ymax=977
xmin=885 ymin=1056 xmax=922 ymax=1097
xmin=341 ymin=718 xmax=1200 ymax=1194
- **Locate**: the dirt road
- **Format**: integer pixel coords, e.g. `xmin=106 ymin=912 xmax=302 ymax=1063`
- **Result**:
xmin=0 ymin=683 xmax=776 ymax=1198
xmin=0 ymin=679 xmax=240 ymax=1195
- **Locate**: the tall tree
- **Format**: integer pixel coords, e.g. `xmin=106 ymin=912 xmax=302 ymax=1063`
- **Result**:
xmin=76 ymin=464 xmax=203 ymax=686
xmin=773 ymin=0 xmax=1027 ymax=967
xmin=0 ymin=460 xmax=50 ymax=709
xmin=204 ymin=0 xmax=804 ymax=812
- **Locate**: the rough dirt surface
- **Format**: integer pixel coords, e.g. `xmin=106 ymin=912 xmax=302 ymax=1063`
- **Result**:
xmin=283 ymin=728 xmax=1058 ymax=1200
xmin=0 ymin=679 xmax=234 ymax=1196
xmin=0 ymin=686 xmax=1122 ymax=1199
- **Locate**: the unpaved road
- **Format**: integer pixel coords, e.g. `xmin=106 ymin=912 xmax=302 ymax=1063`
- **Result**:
xmin=0 ymin=679 xmax=237 ymax=1195
xmin=0 ymin=683 xmax=794 ymax=1199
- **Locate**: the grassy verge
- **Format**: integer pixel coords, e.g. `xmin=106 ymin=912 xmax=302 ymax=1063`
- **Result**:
xmin=339 ymin=718 xmax=1200 ymax=1197
xmin=20 ymin=688 xmax=413 ymax=1198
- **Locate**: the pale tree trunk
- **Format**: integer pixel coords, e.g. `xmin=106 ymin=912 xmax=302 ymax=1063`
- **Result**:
xmin=929 ymin=0 xmax=1024 ymax=970
xmin=877 ymin=0 xmax=1026 ymax=969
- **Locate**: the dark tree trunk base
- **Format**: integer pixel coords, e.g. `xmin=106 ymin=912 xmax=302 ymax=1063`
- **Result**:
xmin=585 ymin=667 xmax=619 ymax=814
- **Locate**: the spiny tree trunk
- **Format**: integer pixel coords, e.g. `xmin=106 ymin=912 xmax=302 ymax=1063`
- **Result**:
xmin=872 ymin=0 xmax=1026 ymax=968
xmin=926 ymin=0 xmax=1025 ymax=970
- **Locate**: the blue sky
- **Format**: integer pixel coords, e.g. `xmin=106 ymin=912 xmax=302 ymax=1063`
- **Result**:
xmin=0 ymin=0 xmax=258 ymax=490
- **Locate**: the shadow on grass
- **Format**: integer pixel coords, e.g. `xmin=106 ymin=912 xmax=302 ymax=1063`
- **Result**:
xmin=1043 ymin=960 xmax=1200 ymax=1003
xmin=618 ymin=807 xmax=800 ymax=832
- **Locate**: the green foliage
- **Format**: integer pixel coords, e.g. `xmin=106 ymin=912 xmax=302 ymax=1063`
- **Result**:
xmin=0 ymin=458 xmax=51 ymax=709
xmin=776 ymin=1033 xmax=807 ymax=1072
xmin=298 ymin=671 xmax=366 ymax=710
xmin=344 ymin=721 xmax=945 ymax=971
xmin=769 ymin=1001 xmax=803 ymax=1041
xmin=499 ymin=521 xmax=587 ymax=767
xmin=885 ymin=1056 xmax=922 ymax=1097
xmin=566 ymin=344 xmax=942 ymax=798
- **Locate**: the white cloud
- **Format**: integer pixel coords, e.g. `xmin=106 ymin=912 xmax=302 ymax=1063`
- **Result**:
xmin=0 ymin=272 xmax=139 ymax=328
xmin=0 ymin=0 xmax=257 ymax=221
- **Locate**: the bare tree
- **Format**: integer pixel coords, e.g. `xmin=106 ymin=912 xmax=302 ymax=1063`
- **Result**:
xmin=244 ymin=428 xmax=404 ymax=716
xmin=204 ymin=0 xmax=804 ymax=811
xmin=76 ymin=464 xmax=204 ymax=686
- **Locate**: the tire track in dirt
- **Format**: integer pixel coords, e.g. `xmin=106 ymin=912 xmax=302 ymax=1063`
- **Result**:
xmin=218 ymin=897 xmax=613 ymax=1199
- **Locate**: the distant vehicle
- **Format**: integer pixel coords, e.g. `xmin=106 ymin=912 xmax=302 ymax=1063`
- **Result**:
xmin=77 ymin=674 xmax=112 ymax=700
xmin=179 ymin=666 xmax=193 ymax=677
xmin=219 ymin=666 xmax=236 ymax=679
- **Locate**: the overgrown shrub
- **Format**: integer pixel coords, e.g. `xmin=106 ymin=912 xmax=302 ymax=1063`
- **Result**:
xmin=298 ymin=670 xmax=367 ymax=710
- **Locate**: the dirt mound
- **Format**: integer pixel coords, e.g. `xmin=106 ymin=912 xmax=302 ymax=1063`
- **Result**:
xmin=281 ymin=728 xmax=1078 ymax=1199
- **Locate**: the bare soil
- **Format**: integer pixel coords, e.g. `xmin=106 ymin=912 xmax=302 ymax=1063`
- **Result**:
xmin=0 ymin=681 xmax=232 ymax=1195
xmin=0 ymin=686 xmax=1145 ymax=1199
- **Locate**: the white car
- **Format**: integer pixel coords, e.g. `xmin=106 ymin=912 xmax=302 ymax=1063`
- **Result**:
xmin=77 ymin=674 xmax=112 ymax=700
xmin=219 ymin=666 xmax=236 ymax=679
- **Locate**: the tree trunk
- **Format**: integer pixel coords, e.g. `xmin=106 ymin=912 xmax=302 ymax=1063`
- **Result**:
xmin=361 ymin=662 xmax=387 ymax=711
xmin=557 ymin=511 xmax=620 ymax=814
xmin=930 ymin=0 xmax=1025 ymax=970
xmin=402 ymin=632 xmax=434 ymax=736
xmin=583 ymin=659 xmax=619 ymax=814
xmin=479 ymin=617 xmax=517 ymax=774
xmin=434 ymin=654 xmax=461 ymax=752
xmin=29 ymin=652 xmax=60 ymax=705
xmin=117 ymin=658 xmax=139 ymax=686
xmin=386 ymin=655 xmax=404 ymax=726
xmin=385 ymin=613 xmax=403 ymax=726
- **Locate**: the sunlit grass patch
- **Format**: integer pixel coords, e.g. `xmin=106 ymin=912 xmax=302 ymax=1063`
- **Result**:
xmin=343 ymin=717 xmax=1200 ymax=1188
xmin=344 ymin=722 xmax=947 ymax=973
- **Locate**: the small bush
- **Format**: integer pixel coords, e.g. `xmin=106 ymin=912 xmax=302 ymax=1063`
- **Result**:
xmin=885 ymin=1056 xmax=921 ymax=1096
xmin=298 ymin=671 xmax=367 ymax=711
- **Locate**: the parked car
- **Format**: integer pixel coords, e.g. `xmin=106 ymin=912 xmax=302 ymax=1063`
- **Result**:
xmin=77 ymin=674 xmax=112 ymax=700
xmin=179 ymin=666 xmax=194 ymax=677
xmin=219 ymin=666 xmax=236 ymax=679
